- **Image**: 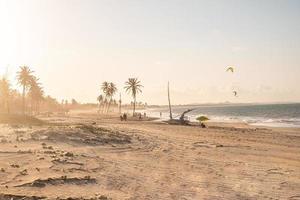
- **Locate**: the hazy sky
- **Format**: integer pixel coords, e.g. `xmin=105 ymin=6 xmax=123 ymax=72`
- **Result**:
xmin=0 ymin=0 xmax=299 ymax=104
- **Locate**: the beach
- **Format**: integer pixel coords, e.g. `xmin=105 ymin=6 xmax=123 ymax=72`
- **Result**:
xmin=0 ymin=111 xmax=299 ymax=200
xmin=1 ymin=0 xmax=299 ymax=199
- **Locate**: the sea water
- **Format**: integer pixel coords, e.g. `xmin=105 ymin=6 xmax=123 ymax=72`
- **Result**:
xmin=146 ymin=103 xmax=300 ymax=127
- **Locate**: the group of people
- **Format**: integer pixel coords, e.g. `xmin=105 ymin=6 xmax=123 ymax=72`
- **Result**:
xmin=120 ymin=113 xmax=128 ymax=121
xmin=137 ymin=112 xmax=147 ymax=120
xmin=120 ymin=112 xmax=147 ymax=121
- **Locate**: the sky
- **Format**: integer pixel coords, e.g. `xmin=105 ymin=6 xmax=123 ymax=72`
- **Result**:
xmin=0 ymin=0 xmax=299 ymax=105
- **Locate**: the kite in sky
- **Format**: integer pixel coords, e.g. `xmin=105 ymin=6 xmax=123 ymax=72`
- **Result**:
xmin=226 ymin=66 xmax=234 ymax=73
xmin=233 ymin=91 xmax=238 ymax=97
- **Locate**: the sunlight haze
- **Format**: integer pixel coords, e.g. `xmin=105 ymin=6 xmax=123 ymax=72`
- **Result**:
xmin=0 ymin=0 xmax=299 ymax=104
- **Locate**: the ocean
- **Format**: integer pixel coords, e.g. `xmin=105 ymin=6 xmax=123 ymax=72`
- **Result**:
xmin=146 ymin=103 xmax=300 ymax=127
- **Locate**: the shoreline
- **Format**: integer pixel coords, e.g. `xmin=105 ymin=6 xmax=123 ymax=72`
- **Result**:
xmin=141 ymin=102 xmax=300 ymax=128
xmin=143 ymin=112 xmax=300 ymax=128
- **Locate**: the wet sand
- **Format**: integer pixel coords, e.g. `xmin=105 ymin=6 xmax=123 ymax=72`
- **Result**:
xmin=0 ymin=112 xmax=299 ymax=199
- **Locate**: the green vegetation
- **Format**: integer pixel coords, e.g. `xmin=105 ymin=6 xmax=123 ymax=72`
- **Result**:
xmin=0 ymin=66 xmax=63 ymax=115
xmin=124 ymin=78 xmax=143 ymax=115
xmin=101 ymin=82 xmax=118 ymax=113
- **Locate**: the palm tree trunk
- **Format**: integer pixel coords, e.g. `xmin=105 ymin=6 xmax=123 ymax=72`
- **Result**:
xmin=30 ymin=98 xmax=33 ymax=116
xmin=34 ymin=100 xmax=37 ymax=115
xmin=119 ymin=93 xmax=121 ymax=114
xmin=98 ymin=101 xmax=101 ymax=114
xmin=107 ymin=98 xmax=112 ymax=113
xmin=22 ymin=85 xmax=25 ymax=115
xmin=102 ymin=97 xmax=107 ymax=113
xmin=35 ymin=100 xmax=37 ymax=115
xmin=100 ymin=103 xmax=103 ymax=113
xmin=6 ymin=100 xmax=9 ymax=114
xmin=133 ymin=96 xmax=136 ymax=116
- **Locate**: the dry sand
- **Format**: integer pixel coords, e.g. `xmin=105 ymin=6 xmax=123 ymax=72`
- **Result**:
xmin=0 ymin=112 xmax=299 ymax=199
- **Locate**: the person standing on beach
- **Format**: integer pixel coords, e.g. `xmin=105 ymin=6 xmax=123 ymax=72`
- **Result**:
xmin=160 ymin=112 xmax=162 ymax=118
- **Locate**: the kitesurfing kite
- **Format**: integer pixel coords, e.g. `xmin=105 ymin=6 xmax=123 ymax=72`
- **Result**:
xmin=233 ymin=91 xmax=238 ymax=97
xmin=225 ymin=66 xmax=238 ymax=97
xmin=226 ymin=66 xmax=234 ymax=73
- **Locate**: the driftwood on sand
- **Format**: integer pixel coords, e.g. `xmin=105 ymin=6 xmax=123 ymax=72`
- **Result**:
xmin=166 ymin=109 xmax=195 ymax=125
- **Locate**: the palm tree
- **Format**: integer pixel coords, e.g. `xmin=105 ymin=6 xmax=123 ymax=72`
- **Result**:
xmin=97 ymin=94 xmax=103 ymax=113
xmin=118 ymin=93 xmax=122 ymax=114
xmin=17 ymin=66 xmax=33 ymax=114
xmin=124 ymin=78 xmax=143 ymax=115
xmin=101 ymin=82 xmax=117 ymax=113
xmin=0 ymin=77 xmax=11 ymax=114
xmin=28 ymin=76 xmax=44 ymax=115
xmin=103 ymin=98 xmax=108 ymax=112
xmin=101 ymin=81 xmax=110 ymax=113
xmin=106 ymin=82 xmax=117 ymax=113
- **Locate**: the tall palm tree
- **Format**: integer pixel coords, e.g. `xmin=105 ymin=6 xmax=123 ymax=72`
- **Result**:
xmin=28 ymin=75 xmax=44 ymax=115
xmin=124 ymin=78 xmax=143 ymax=115
xmin=97 ymin=94 xmax=103 ymax=113
xmin=101 ymin=82 xmax=110 ymax=95
xmin=101 ymin=82 xmax=117 ymax=113
xmin=0 ymin=77 xmax=11 ymax=114
xmin=118 ymin=93 xmax=122 ymax=114
xmin=17 ymin=66 xmax=33 ymax=114
xmin=106 ymin=82 xmax=117 ymax=113
xmin=101 ymin=81 xmax=110 ymax=113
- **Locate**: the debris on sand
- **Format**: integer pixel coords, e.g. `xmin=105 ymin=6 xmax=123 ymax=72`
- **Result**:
xmin=20 ymin=169 xmax=28 ymax=175
xmin=0 ymin=193 xmax=46 ymax=200
xmin=51 ymin=158 xmax=84 ymax=166
xmin=10 ymin=164 xmax=20 ymax=168
xmin=193 ymin=141 xmax=224 ymax=148
xmin=32 ymin=125 xmax=131 ymax=146
xmin=289 ymin=195 xmax=300 ymax=200
xmin=77 ymin=125 xmax=132 ymax=145
xmin=43 ymin=150 xmax=56 ymax=154
xmin=42 ymin=143 xmax=54 ymax=150
xmin=16 ymin=176 xmax=97 ymax=188
xmin=55 ymin=196 xmax=111 ymax=200
xmin=47 ymin=146 xmax=54 ymax=150
xmin=64 ymin=152 xmax=74 ymax=157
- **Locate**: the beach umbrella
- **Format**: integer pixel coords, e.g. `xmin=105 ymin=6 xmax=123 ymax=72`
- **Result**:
xmin=196 ymin=116 xmax=209 ymax=122
xmin=226 ymin=66 xmax=234 ymax=73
